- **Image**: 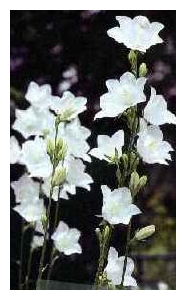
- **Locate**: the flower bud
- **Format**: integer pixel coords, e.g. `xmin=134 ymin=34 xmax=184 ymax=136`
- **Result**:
xmin=128 ymin=50 xmax=137 ymax=67
xmin=121 ymin=153 xmax=128 ymax=170
xmin=139 ymin=63 xmax=148 ymax=77
xmin=138 ymin=175 xmax=147 ymax=189
xmin=129 ymin=171 xmax=140 ymax=196
xmin=135 ymin=225 xmax=155 ymax=241
xmin=41 ymin=215 xmax=47 ymax=231
xmin=52 ymin=167 xmax=66 ymax=187
xmin=46 ymin=139 xmax=55 ymax=158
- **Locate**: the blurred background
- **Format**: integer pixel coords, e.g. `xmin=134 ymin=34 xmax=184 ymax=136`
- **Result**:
xmin=10 ymin=10 xmax=176 ymax=290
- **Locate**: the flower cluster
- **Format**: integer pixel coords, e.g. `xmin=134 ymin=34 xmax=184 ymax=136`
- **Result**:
xmin=11 ymin=81 xmax=93 ymax=254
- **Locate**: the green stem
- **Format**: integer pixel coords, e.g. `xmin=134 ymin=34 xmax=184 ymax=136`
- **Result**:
xmin=19 ymin=222 xmax=25 ymax=290
xmin=25 ymin=248 xmax=34 ymax=290
xmin=120 ymin=221 xmax=132 ymax=287
xmin=46 ymin=255 xmax=59 ymax=289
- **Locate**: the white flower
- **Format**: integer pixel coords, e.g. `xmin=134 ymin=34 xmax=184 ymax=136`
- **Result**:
xmin=105 ymin=247 xmax=137 ymax=287
xmin=49 ymin=91 xmax=87 ymax=121
xmin=101 ymin=186 xmax=141 ymax=225
xmin=144 ymin=87 xmax=176 ymax=125
xmin=25 ymin=81 xmax=52 ymax=109
xmin=10 ymin=136 xmax=22 ymax=164
xmin=14 ymin=197 xmax=45 ymax=222
xmin=107 ymin=16 xmax=164 ymax=52
xmin=31 ymin=235 xmax=44 ymax=249
xmin=89 ymin=130 xmax=124 ymax=161
xmin=35 ymin=220 xmax=45 ymax=234
xmin=51 ymin=221 xmax=82 ymax=255
xmin=21 ymin=137 xmax=52 ymax=177
xmin=137 ymin=125 xmax=174 ymax=165
xmin=11 ymin=174 xmax=39 ymax=203
xmin=42 ymin=156 xmax=93 ymax=200
xmin=94 ymin=72 xmax=146 ymax=119
xmin=12 ymin=106 xmax=55 ymax=139
xmin=59 ymin=118 xmax=91 ymax=162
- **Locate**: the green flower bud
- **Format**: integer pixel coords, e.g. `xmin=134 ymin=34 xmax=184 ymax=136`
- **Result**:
xmin=129 ymin=171 xmax=140 ymax=196
xmin=52 ymin=167 xmax=66 ymax=187
xmin=138 ymin=175 xmax=147 ymax=189
xmin=46 ymin=139 xmax=55 ymax=158
xmin=139 ymin=63 xmax=148 ymax=77
xmin=41 ymin=215 xmax=47 ymax=231
xmin=121 ymin=153 xmax=128 ymax=170
xmin=103 ymin=225 xmax=110 ymax=240
xmin=56 ymin=138 xmax=64 ymax=152
xmin=128 ymin=50 xmax=137 ymax=66
xmin=135 ymin=225 xmax=155 ymax=241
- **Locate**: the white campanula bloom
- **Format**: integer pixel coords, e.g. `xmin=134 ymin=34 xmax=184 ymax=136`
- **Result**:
xmin=42 ymin=156 xmax=93 ymax=200
xmin=105 ymin=247 xmax=137 ymax=287
xmin=21 ymin=137 xmax=52 ymax=178
xmin=107 ymin=16 xmax=164 ymax=52
xmin=101 ymin=186 xmax=141 ymax=225
xmin=14 ymin=197 xmax=45 ymax=222
xmin=12 ymin=106 xmax=55 ymax=139
xmin=49 ymin=91 xmax=87 ymax=121
xmin=51 ymin=221 xmax=82 ymax=255
xmin=94 ymin=72 xmax=146 ymax=119
xmin=144 ymin=87 xmax=176 ymax=125
xmin=25 ymin=81 xmax=52 ymax=109
xmin=31 ymin=236 xmax=44 ymax=249
xmin=10 ymin=136 xmax=22 ymax=164
xmin=137 ymin=125 xmax=174 ymax=165
xmin=89 ymin=130 xmax=124 ymax=161
xmin=11 ymin=174 xmax=39 ymax=203
xmin=58 ymin=118 xmax=91 ymax=162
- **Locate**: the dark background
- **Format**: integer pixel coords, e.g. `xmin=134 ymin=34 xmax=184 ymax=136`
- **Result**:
xmin=10 ymin=10 xmax=176 ymax=290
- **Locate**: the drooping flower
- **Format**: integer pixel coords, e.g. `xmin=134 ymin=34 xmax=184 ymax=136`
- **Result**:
xmin=14 ymin=197 xmax=45 ymax=222
xmin=49 ymin=91 xmax=87 ymax=121
xmin=10 ymin=136 xmax=22 ymax=164
xmin=42 ymin=156 xmax=93 ymax=200
xmin=25 ymin=81 xmax=52 ymax=109
xmin=105 ymin=247 xmax=137 ymax=287
xmin=94 ymin=72 xmax=146 ymax=119
xmin=89 ymin=130 xmax=124 ymax=161
xmin=51 ymin=221 xmax=82 ymax=255
xmin=21 ymin=137 xmax=52 ymax=177
xmin=144 ymin=87 xmax=176 ymax=125
xmin=137 ymin=125 xmax=174 ymax=165
xmin=12 ymin=106 xmax=55 ymax=139
xmin=58 ymin=118 xmax=91 ymax=162
xmin=107 ymin=16 xmax=164 ymax=52
xmin=11 ymin=174 xmax=39 ymax=203
xmin=101 ymin=185 xmax=141 ymax=225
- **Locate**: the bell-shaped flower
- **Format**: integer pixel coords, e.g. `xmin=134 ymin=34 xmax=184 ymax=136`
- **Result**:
xmin=144 ymin=87 xmax=176 ymax=125
xmin=101 ymin=185 xmax=141 ymax=225
xmin=42 ymin=156 xmax=93 ymax=200
xmin=10 ymin=136 xmax=22 ymax=164
xmin=14 ymin=196 xmax=45 ymax=222
xmin=12 ymin=106 xmax=55 ymax=139
xmin=105 ymin=247 xmax=137 ymax=287
xmin=137 ymin=125 xmax=174 ymax=165
xmin=51 ymin=221 xmax=82 ymax=255
xmin=25 ymin=81 xmax=52 ymax=109
xmin=58 ymin=118 xmax=91 ymax=162
xmin=107 ymin=16 xmax=164 ymax=52
xmin=49 ymin=91 xmax=87 ymax=121
xmin=21 ymin=137 xmax=52 ymax=178
xmin=31 ymin=235 xmax=44 ymax=249
xmin=94 ymin=72 xmax=146 ymax=119
xmin=89 ymin=130 xmax=124 ymax=161
xmin=11 ymin=174 xmax=39 ymax=203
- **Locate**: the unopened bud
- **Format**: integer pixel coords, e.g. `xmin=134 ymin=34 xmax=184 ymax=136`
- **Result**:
xmin=52 ymin=167 xmax=66 ymax=187
xmin=41 ymin=215 xmax=47 ymax=231
xmin=129 ymin=171 xmax=140 ymax=196
xmin=128 ymin=50 xmax=137 ymax=66
xmin=121 ymin=153 xmax=128 ymax=170
xmin=138 ymin=175 xmax=147 ymax=189
xmin=46 ymin=139 xmax=55 ymax=157
xmin=135 ymin=225 xmax=155 ymax=241
xmin=139 ymin=63 xmax=148 ymax=77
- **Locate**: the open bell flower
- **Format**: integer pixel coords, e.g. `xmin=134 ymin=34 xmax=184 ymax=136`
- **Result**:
xmin=20 ymin=137 xmax=52 ymax=178
xmin=14 ymin=197 xmax=45 ymax=222
xmin=25 ymin=81 xmax=52 ymax=109
xmin=49 ymin=91 xmax=87 ymax=121
xmin=105 ymin=247 xmax=137 ymax=287
xmin=144 ymin=87 xmax=176 ymax=125
xmin=137 ymin=125 xmax=174 ymax=165
xmin=12 ymin=106 xmax=55 ymax=139
xmin=107 ymin=16 xmax=164 ymax=52
xmin=94 ymin=72 xmax=146 ymax=119
xmin=89 ymin=130 xmax=124 ymax=161
xmin=101 ymin=185 xmax=141 ymax=225
xmin=51 ymin=221 xmax=82 ymax=255
xmin=11 ymin=174 xmax=40 ymax=203
xmin=10 ymin=136 xmax=22 ymax=164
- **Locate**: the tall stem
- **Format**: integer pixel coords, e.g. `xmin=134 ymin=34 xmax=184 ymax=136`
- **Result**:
xmin=120 ymin=221 xmax=131 ymax=287
xmin=36 ymin=125 xmax=59 ymax=288
xmin=25 ymin=248 xmax=34 ymax=289
xmin=19 ymin=222 xmax=25 ymax=290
